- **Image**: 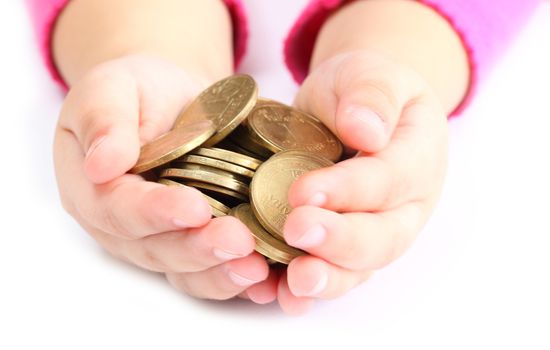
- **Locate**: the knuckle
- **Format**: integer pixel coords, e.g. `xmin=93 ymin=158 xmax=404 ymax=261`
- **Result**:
xmin=167 ymin=273 xmax=194 ymax=296
xmin=334 ymin=53 xmax=402 ymax=114
xmin=177 ymin=255 xmax=213 ymax=273
xmin=101 ymin=180 xmax=143 ymax=239
xmin=169 ymin=273 xmax=237 ymax=301
xmin=212 ymin=284 xmax=241 ymax=300
xmin=96 ymin=236 xmax=127 ymax=261
xmin=331 ymin=163 xmax=352 ymax=184
xmin=142 ymin=232 xmax=213 ymax=273
xmin=341 ymin=157 xmax=394 ymax=209
xmin=356 ymin=81 xmax=400 ymax=117
xmin=338 ymin=215 xmax=405 ymax=271
xmin=377 ymin=160 xmax=401 ymax=209
xmin=383 ymin=231 xmax=409 ymax=268
xmin=59 ymin=192 xmax=78 ymax=218
xmin=331 ymin=163 xmax=358 ymax=201
xmin=76 ymin=107 xmax=119 ymax=150
xmin=209 ymin=291 xmax=237 ymax=301
xmin=375 ymin=229 xmax=410 ymax=271
xmin=389 ymin=176 xmax=412 ymax=207
xmin=100 ymin=205 xmax=136 ymax=239
xmin=136 ymin=246 xmax=168 ymax=272
xmin=341 ymin=230 xmax=371 ymax=271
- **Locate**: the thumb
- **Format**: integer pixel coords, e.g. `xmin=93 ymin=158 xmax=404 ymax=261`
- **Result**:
xmin=296 ymin=52 xmax=417 ymax=153
xmin=63 ymin=73 xmax=142 ymax=185
xmin=83 ymin=122 xmax=141 ymax=184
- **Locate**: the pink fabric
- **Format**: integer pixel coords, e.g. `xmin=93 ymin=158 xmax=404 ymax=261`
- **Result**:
xmin=26 ymin=0 xmax=248 ymax=88
xmin=28 ymin=0 xmax=541 ymax=115
xmin=284 ymin=0 xmax=541 ymax=115
xmin=26 ymin=0 xmax=67 ymax=87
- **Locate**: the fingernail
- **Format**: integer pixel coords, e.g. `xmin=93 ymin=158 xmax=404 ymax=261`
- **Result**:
xmin=302 ymin=271 xmax=328 ymax=297
xmin=228 ymin=270 xmax=259 ymax=287
xmin=306 ymin=192 xmax=327 ymax=207
xmin=290 ymin=224 xmax=326 ymax=249
xmin=213 ymin=248 xmax=245 ymax=261
xmin=346 ymin=105 xmax=386 ymax=136
xmin=172 ymin=218 xmax=190 ymax=228
xmin=85 ymin=135 xmax=108 ymax=160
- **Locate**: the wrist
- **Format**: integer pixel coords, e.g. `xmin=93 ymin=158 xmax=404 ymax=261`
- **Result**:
xmin=52 ymin=0 xmax=233 ymax=86
xmin=310 ymin=0 xmax=469 ymax=114
xmin=81 ymin=53 xmax=220 ymax=91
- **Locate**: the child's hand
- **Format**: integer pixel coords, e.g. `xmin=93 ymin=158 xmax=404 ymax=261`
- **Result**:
xmin=277 ymin=51 xmax=449 ymax=314
xmin=54 ymin=55 xmax=269 ymax=300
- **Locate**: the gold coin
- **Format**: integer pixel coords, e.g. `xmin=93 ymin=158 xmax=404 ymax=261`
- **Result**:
xmin=177 ymin=154 xmax=255 ymax=178
xmin=174 ymin=74 xmax=258 ymax=146
xmin=216 ymin=139 xmax=269 ymax=160
xmin=158 ymin=178 xmax=229 ymax=217
xmin=250 ymin=150 xmax=333 ymax=239
xmin=191 ymin=147 xmax=262 ymax=171
xmin=229 ymin=125 xmax=274 ymax=159
xmin=160 ymin=168 xmax=249 ymax=196
xmin=231 ymin=203 xmax=305 ymax=265
xmin=202 ymin=195 xmax=230 ymax=217
xmin=172 ymin=162 xmax=249 ymax=183
xmin=129 ymin=120 xmax=215 ymax=174
xmin=182 ymin=181 xmax=248 ymax=204
xmin=247 ymin=100 xmax=343 ymax=161
xmin=257 ymin=97 xmax=278 ymax=104
xmin=157 ymin=178 xmax=183 ymax=187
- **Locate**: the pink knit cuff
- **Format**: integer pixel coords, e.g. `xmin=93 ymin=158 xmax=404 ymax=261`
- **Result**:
xmin=417 ymin=0 xmax=540 ymax=115
xmin=26 ymin=0 xmax=67 ymax=87
xmin=284 ymin=0 xmax=540 ymax=116
xmin=26 ymin=0 xmax=248 ymax=89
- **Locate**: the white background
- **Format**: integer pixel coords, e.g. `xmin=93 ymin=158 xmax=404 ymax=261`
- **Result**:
xmin=1 ymin=1 xmax=549 ymax=349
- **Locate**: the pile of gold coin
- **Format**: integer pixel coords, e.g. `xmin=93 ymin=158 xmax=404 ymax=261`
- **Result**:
xmin=130 ymin=74 xmax=343 ymax=264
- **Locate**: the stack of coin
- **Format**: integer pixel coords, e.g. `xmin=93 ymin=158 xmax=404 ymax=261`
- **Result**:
xmin=159 ymin=147 xmax=261 ymax=212
xmin=129 ymin=74 xmax=343 ymax=265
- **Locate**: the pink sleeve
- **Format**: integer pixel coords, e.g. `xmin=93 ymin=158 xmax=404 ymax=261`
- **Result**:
xmin=284 ymin=0 xmax=541 ymax=115
xmin=26 ymin=0 xmax=249 ymax=89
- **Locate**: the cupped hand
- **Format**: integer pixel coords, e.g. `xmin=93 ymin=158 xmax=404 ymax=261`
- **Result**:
xmin=276 ymin=51 xmax=449 ymax=314
xmin=54 ymin=55 xmax=269 ymax=300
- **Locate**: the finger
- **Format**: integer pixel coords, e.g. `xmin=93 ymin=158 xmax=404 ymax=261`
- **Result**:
xmin=245 ymin=268 xmax=280 ymax=304
xmin=289 ymin=156 xmax=395 ymax=211
xmin=55 ymin=131 xmax=212 ymax=239
xmin=89 ymin=175 xmax=213 ymax=239
xmin=93 ymin=216 xmax=257 ymax=273
xmin=287 ymin=256 xmax=372 ymax=299
xmin=237 ymin=291 xmax=250 ymax=300
xmin=166 ymin=253 xmax=269 ymax=301
xmin=277 ymin=271 xmax=315 ymax=316
xmin=60 ymin=70 xmax=142 ymax=184
xmin=284 ymin=205 xmax=425 ymax=271
xmin=289 ymin=101 xmax=448 ymax=212
xmin=295 ymin=51 xmax=424 ymax=152
xmin=59 ymin=58 xmax=202 ymax=184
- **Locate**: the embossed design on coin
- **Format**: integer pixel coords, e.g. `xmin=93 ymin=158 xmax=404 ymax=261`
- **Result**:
xmin=231 ymin=203 xmax=305 ymax=264
xmin=250 ymin=150 xmax=333 ymax=239
xmin=130 ymin=120 xmax=215 ymax=174
xmin=174 ymin=74 xmax=258 ymax=146
xmin=229 ymin=125 xmax=274 ymax=159
xmin=247 ymin=100 xmax=343 ymax=161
